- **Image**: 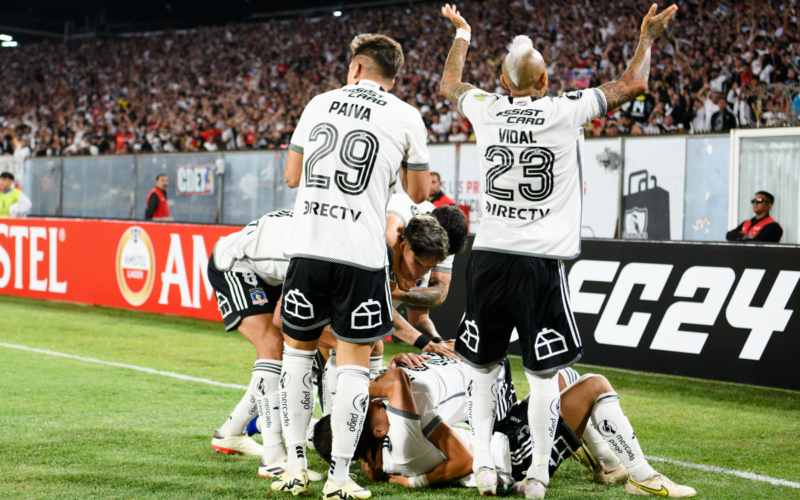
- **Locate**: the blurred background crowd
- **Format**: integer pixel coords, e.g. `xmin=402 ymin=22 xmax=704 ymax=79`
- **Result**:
xmin=1 ymin=0 xmax=799 ymax=157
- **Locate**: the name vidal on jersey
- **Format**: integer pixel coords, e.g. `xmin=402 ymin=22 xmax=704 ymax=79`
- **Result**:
xmin=485 ymin=200 xmax=550 ymax=221
xmin=499 ymin=129 xmax=539 ymax=144
xmin=303 ymin=201 xmax=362 ymax=222
xmin=329 ymin=101 xmax=372 ymax=121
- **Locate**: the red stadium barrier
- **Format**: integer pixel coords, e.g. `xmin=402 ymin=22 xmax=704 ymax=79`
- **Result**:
xmin=0 ymin=218 xmax=241 ymax=321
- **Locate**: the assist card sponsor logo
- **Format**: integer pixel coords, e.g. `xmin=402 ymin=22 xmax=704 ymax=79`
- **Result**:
xmin=116 ymin=226 xmax=156 ymax=306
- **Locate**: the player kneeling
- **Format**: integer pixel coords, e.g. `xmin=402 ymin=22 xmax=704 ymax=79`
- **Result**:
xmin=505 ymin=368 xmax=696 ymax=498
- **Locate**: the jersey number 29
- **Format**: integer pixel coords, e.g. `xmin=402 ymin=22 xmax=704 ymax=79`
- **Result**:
xmin=484 ymin=145 xmax=555 ymax=202
xmin=304 ymin=123 xmax=379 ymax=195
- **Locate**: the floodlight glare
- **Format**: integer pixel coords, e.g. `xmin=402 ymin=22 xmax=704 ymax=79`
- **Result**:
xmin=0 ymin=34 xmax=12 ymax=42
xmin=333 ymin=11 xmax=342 ymax=17
xmin=2 ymin=41 xmax=18 ymax=47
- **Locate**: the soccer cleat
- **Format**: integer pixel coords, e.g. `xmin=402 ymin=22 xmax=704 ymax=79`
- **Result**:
xmin=496 ymin=470 xmax=515 ymax=494
xmin=322 ymin=477 xmax=372 ymax=499
xmin=260 ymin=460 xmax=324 ymax=482
xmin=594 ymin=463 xmax=629 ymax=484
xmin=571 ymin=443 xmax=601 ymax=473
xmin=258 ymin=459 xmax=287 ymax=478
xmin=475 ymin=466 xmax=497 ymax=496
xmin=520 ymin=477 xmax=546 ymax=499
xmin=271 ymin=470 xmax=310 ymax=496
xmin=210 ymin=430 xmax=263 ymax=456
xmin=624 ymin=474 xmax=696 ymax=497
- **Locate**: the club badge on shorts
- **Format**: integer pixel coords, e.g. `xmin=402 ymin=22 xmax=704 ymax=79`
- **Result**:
xmin=250 ymin=288 xmax=269 ymax=306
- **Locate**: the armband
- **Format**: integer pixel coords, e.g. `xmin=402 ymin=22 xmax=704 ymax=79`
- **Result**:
xmin=413 ymin=335 xmax=431 ymax=350
xmin=455 ymin=28 xmax=471 ymax=43
xmin=431 ymin=337 xmax=443 ymax=344
xmin=409 ymin=475 xmax=429 ymax=488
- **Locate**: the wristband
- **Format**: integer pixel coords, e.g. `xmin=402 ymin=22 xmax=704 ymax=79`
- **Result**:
xmin=409 ymin=475 xmax=429 ymax=488
xmin=455 ymin=28 xmax=471 ymax=43
xmin=413 ymin=335 xmax=431 ymax=350
xmin=432 ymin=336 xmax=443 ymax=344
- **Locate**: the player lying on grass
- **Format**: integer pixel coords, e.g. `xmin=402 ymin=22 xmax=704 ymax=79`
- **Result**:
xmin=313 ymin=359 xmax=696 ymax=497
xmin=207 ymin=211 xmax=455 ymax=478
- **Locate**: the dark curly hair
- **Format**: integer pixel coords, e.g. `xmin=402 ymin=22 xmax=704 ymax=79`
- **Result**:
xmin=431 ymin=205 xmax=468 ymax=254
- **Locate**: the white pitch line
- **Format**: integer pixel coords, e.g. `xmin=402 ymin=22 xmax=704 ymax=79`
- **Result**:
xmin=646 ymin=456 xmax=800 ymax=489
xmin=3 ymin=341 xmax=799 ymax=489
xmin=0 ymin=342 xmax=248 ymax=391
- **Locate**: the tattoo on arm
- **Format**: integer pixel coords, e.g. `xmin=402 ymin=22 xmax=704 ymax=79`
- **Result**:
xmin=401 ymin=279 xmax=448 ymax=308
xmin=440 ymin=38 xmax=476 ymax=105
xmin=391 ymin=308 xmax=422 ymax=345
xmin=414 ymin=318 xmax=439 ymax=340
xmin=598 ymin=38 xmax=652 ymax=111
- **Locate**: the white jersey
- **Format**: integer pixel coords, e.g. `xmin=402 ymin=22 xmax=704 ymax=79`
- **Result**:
xmin=212 ymin=211 xmax=293 ymax=285
xmin=459 ymin=88 xmax=607 ymax=259
xmin=386 ymin=192 xmax=454 ymax=304
xmin=285 ymin=79 xmax=430 ymax=271
xmin=381 ymin=356 xmax=513 ymax=479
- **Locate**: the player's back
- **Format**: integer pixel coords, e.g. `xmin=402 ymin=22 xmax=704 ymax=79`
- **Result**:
xmin=286 ymin=81 xmax=429 ymax=270
xmin=459 ymin=88 xmax=606 ymax=259
xmin=213 ymin=210 xmax=293 ymax=285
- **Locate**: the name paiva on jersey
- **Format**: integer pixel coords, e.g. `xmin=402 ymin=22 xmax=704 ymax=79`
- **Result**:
xmin=302 ymin=201 xmax=362 ymax=223
xmin=485 ymin=200 xmax=550 ymax=221
xmin=496 ymin=109 xmax=546 ymax=126
xmin=329 ymin=101 xmax=372 ymax=121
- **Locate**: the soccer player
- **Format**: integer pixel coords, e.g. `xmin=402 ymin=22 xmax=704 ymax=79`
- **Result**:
xmin=438 ymin=3 xmax=678 ymax=497
xmin=387 ymin=199 xmax=469 ymax=340
xmin=313 ymin=353 xmax=518 ymax=489
xmin=275 ymin=33 xmax=431 ymax=499
xmin=207 ymin=211 xmax=315 ymax=477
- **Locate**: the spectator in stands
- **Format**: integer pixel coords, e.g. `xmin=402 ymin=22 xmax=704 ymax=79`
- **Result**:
xmin=710 ymin=98 xmax=738 ymax=132
xmin=726 ymin=191 xmax=783 ymax=243
xmin=144 ymin=174 xmax=171 ymax=221
xmin=1 ymin=0 xmax=799 ymax=147
xmin=447 ymin=123 xmax=467 ymax=142
xmin=428 ymin=172 xmax=456 ymax=207
xmin=0 ymin=172 xmax=32 ymax=218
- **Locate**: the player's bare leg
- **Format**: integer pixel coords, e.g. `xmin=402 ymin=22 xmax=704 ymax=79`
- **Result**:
xmin=212 ymin=313 xmax=283 ymax=458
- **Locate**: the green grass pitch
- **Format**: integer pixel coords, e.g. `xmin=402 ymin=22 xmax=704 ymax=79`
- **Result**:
xmin=1 ymin=295 xmax=798 ymax=499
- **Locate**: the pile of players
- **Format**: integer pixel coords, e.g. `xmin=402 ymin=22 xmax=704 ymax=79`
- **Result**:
xmin=204 ymin=4 xmax=695 ymax=499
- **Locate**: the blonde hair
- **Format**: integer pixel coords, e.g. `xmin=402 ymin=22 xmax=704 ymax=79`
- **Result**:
xmin=504 ymin=35 xmax=544 ymax=88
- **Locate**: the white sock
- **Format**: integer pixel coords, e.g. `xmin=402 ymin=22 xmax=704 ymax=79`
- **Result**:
xmin=328 ymin=365 xmax=370 ymax=485
xmin=583 ymin=419 xmax=621 ymax=469
xmin=321 ymin=351 xmax=338 ymax=417
xmin=218 ymin=386 xmax=257 ymax=437
xmin=369 ymin=355 xmax=383 ymax=378
xmin=279 ymin=345 xmax=316 ymax=474
xmin=591 ymin=392 xmax=656 ymax=481
xmin=466 ymin=363 xmax=502 ymax=472
xmin=524 ymin=371 xmax=560 ymax=486
xmin=252 ymin=359 xmax=286 ymax=464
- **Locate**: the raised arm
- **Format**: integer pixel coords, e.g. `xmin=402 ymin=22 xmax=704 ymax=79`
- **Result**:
xmin=439 ymin=4 xmax=476 ymax=106
xmin=598 ymin=4 xmax=678 ymax=111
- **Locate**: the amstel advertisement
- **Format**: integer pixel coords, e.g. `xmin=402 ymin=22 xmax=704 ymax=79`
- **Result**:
xmin=0 ymin=218 xmax=240 ymax=320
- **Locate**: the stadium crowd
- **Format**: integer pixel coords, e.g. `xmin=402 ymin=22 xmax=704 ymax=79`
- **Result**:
xmin=1 ymin=0 xmax=799 ymax=157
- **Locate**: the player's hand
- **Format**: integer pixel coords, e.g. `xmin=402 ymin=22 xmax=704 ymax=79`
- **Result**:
xmin=422 ymin=339 xmax=459 ymax=359
xmin=389 ymin=280 xmax=406 ymax=301
xmin=390 ymin=352 xmax=430 ymax=369
xmin=441 ymin=4 xmax=471 ymax=33
xmin=388 ymin=474 xmax=411 ymax=487
xmin=640 ymin=4 xmax=678 ymax=42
